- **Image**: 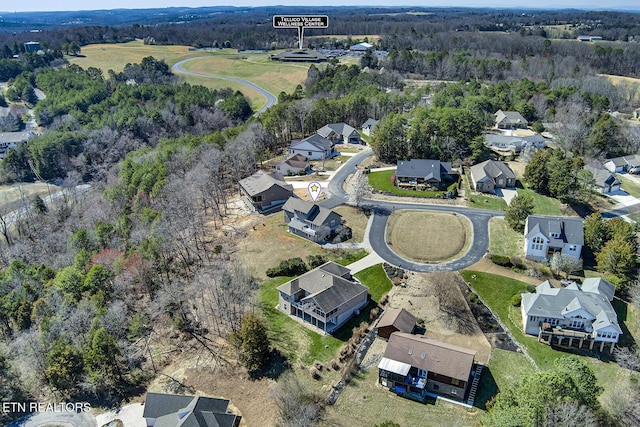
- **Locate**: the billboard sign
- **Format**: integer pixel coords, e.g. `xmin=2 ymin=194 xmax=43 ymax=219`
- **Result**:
xmin=273 ymin=15 xmax=329 ymax=29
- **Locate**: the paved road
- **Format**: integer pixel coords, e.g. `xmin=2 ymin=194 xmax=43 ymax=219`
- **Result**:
xmin=321 ymin=150 xmax=503 ymax=272
xmin=172 ymin=58 xmax=277 ymax=115
xmin=8 ymin=411 xmax=96 ymax=427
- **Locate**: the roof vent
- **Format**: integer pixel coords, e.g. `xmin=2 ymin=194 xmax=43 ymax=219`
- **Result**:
xmin=421 ymin=352 xmax=426 ymax=359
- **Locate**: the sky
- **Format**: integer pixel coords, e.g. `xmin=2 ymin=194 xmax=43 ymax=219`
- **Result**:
xmin=1 ymin=0 xmax=637 ymax=13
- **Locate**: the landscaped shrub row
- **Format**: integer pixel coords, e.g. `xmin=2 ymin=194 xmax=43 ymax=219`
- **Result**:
xmin=266 ymin=257 xmax=309 ymax=277
xmin=491 ymin=254 xmax=512 ymax=267
xmin=383 ymin=263 xmax=405 ymax=280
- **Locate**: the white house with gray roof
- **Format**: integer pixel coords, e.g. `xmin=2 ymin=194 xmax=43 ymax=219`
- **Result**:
xmin=521 ymin=278 xmax=621 ymax=353
xmin=604 ymin=154 xmax=640 ymax=173
xmin=524 ymin=215 xmax=583 ymax=261
xmin=361 ymin=118 xmax=378 ymax=136
xmin=585 ymin=165 xmax=621 ymax=194
xmin=289 ymin=134 xmax=336 ymax=160
xmin=0 ymin=131 xmax=32 ymax=159
xmin=277 ymin=262 xmax=368 ymax=333
xmin=282 ymin=197 xmax=342 ymax=242
xmin=317 ymin=123 xmax=362 ymax=145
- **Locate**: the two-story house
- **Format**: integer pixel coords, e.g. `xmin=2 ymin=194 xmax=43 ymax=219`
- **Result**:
xmin=524 ymin=215 xmax=584 ymax=261
xmin=378 ymin=333 xmax=477 ymax=403
xmin=289 ymin=134 xmax=336 ymax=160
xmin=317 ymin=123 xmax=362 ymax=145
xmin=521 ymin=278 xmax=621 ymax=353
xmin=276 ymin=262 xmax=368 ymax=333
xmin=238 ymin=170 xmax=293 ymax=213
xmin=282 ymin=197 xmax=342 ymax=242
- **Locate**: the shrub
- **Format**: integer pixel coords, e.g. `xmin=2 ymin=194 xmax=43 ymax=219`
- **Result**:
xmin=307 ymin=254 xmax=328 ymax=269
xmin=491 ymin=254 xmax=512 ymax=267
xmin=266 ymin=257 xmax=308 ymax=277
xmin=511 ymin=293 xmax=522 ymax=307
xmin=309 ymin=366 xmax=321 ymax=380
xmin=467 ymin=292 xmax=479 ymax=304
xmin=510 ymin=256 xmax=526 ymax=270
xmin=526 ymin=284 xmax=536 ymax=293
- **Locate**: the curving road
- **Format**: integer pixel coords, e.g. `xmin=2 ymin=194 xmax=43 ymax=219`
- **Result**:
xmin=172 ymin=58 xmax=277 ymax=115
xmin=321 ymin=150 xmax=503 ymax=272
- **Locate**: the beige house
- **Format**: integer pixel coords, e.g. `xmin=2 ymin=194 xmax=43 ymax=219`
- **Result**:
xmin=494 ymin=109 xmax=528 ymax=129
xmin=470 ymin=160 xmax=516 ymax=193
xmin=276 ymin=262 xmax=368 ymax=333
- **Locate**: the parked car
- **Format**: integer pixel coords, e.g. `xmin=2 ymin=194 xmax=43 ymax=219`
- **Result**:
xmin=630 ymin=166 xmax=640 ymax=174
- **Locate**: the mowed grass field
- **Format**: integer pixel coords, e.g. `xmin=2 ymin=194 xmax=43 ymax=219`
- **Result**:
xmin=69 ymin=40 xmax=310 ymax=111
xmin=386 ymin=211 xmax=471 ymax=262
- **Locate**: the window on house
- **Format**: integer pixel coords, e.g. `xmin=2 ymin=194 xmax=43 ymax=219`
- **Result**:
xmin=308 ymin=152 xmax=312 ymax=156
xmin=451 ymin=378 xmax=459 ymax=386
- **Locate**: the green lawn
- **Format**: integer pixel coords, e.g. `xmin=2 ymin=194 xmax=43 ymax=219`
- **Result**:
xmin=618 ymin=175 xmax=640 ymax=199
xmin=475 ymin=349 xmax=534 ymax=410
xmin=466 ymin=194 xmax=507 ymax=211
xmin=368 ymin=170 xmax=446 ymax=197
xmin=461 ymin=270 xmax=564 ymax=369
xmin=259 ymin=257 xmax=382 ymax=364
xmin=517 ymin=188 xmax=563 ymax=216
xmin=354 ymin=264 xmax=392 ymax=303
xmin=489 ymin=218 xmax=524 ymax=257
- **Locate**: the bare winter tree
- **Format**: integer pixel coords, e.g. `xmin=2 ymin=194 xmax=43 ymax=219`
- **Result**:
xmin=431 ymin=272 xmax=477 ymax=335
xmin=544 ymin=401 xmax=599 ymax=427
xmin=551 ymin=94 xmax=592 ymax=155
xmin=271 ymin=371 xmax=325 ymax=427
xmin=349 ymin=169 xmax=369 ymax=208
xmin=550 ymin=252 xmax=583 ymax=279
xmin=604 ymin=377 xmax=640 ymax=427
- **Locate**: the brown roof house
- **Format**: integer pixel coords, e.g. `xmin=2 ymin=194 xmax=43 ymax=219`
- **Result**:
xmin=272 ymin=153 xmax=311 ymax=176
xmin=494 ymin=109 xmax=528 ymax=129
xmin=239 ymin=170 xmax=293 ymax=213
xmin=377 ymin=308 xmax=417 ymax=340
xmin=470 ymin=160 xmax=516 ymax=193
xmin=282 ymin=197 xmax=343 ymax=243
xmin=378 ymin=333 xmax=477 ymax=403
xmin=143 ymin=392 xmax=241 ymax=427
xmin=277 ymin=262 xmax=368 ymax=333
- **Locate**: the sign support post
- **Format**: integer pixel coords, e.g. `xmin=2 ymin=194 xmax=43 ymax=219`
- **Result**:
xmin=273 ymin=15 xmax=329 ymax=50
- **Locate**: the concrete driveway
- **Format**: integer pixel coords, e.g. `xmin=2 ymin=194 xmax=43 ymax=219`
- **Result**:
xmin=495 ymin=188 xmax=517 ymax=205
xmin=607 ymin=189 xmax=639 ymax=207
xmin=94 ymin=403 xmax=146 ymax=427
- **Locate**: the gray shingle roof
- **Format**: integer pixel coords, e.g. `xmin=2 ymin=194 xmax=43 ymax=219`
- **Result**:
xmin=495 ymin=109 xmax=528 ymax=126
xmin=362 ymin=118 xmax=378 ymax=128
xmin=521 ymin=279 xmax=621 ymax=334
xmin=396 ymin=159 xmax=452 ymax=181
xmin=277 ymin=263 xmax=367 ymax=313
xmin=290 ymin=134 xmax=334 ymax=151
xmin=238 ymin=170 xmax=293 ymax=197
xmin=585 ymin=165 xmax=620 ymax=189
xmin=143 ymin=393 xmax=238 ymax=427
xmin=382 ymin=333 xmax=476 ymax=382
xmin=317 ymin=123 xmax=358 ymax=139
xmin=282 ymin=197 xmax=340 ymax=227
xmin=470 ymin=160 xmax=516 ymax=183
xmin=525 ymin=215 xmax=584 ymax=247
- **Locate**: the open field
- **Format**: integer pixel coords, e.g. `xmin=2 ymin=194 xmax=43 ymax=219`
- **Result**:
xmin=69 ymin=41 xmax=309 ymax=111
xmin=386 ymin=211 xmax=471 ymax=263
xmin=0 ymin=182 xmax=56 ymax=205
xmin=179 ymin=54 xmax=309 ymax=97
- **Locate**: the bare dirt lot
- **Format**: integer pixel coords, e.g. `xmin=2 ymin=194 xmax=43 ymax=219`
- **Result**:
xmin=386 ymin=211 xmax=472 ymax=263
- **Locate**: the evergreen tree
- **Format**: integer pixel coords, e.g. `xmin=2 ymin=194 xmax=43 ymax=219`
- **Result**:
xmin=237 ymin=313 xmax=270 ymax=375
xmin=505 ymin=193 xmax=535 ymax=232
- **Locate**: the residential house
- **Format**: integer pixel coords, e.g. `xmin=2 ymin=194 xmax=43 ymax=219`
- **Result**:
xmin=484 ymin=133 xmax=546 ymax=154
xmin=521 ymin=278 xmax=621 ymax=353
xmin=469 ymin=160 xmax=516 ymax=193
xmin=494 ymin=110 xmax=528 ymax=129
xmin=350 ymin=42 xmax=374 ymax=51
xmin=317 ymin=123 xmax=362 ymax=145
xmin=585 ymin=165 xmax=621 ymax=194
xmin=524 ymin=215 xmax=584 ymax=261
xmin=271 ymin=153 xmax=310 ymax=176
xmin=276 ymin=262 xmax=368 ymax=333
xmin=289 ymin=134 xmax=336 ymax=160
xmin=378 ymin=333 xmax=477 ymax=402
xmin=282 ymin=197 xmax=342 ymax=242
xmin=395 ymin=159 xmax=453 ymax=190
xmin=143 ymin=392 xmax=241 ymax=427
xmin=377 ymin=308 xmax=417 ymax=340
xmin=361 ymin=118 xmax=378 ymax=137
xmin=604 ymin=154 xmax=640 ymax=173
xmin=239 ymin=170 xmax=293 ymax=213
xmin=0 ymin=131 xmax=32 ymax=160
